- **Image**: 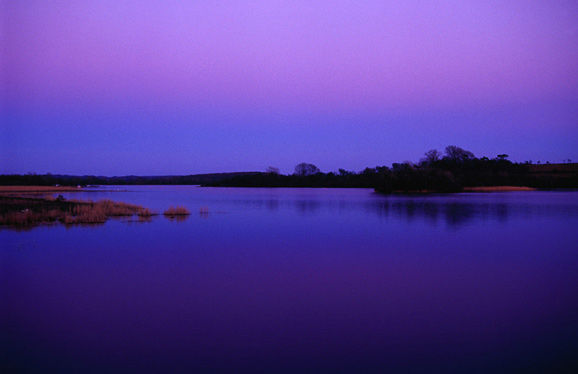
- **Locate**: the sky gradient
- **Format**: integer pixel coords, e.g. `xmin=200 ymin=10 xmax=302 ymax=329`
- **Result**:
xmin=2 ymin=1 xmax=577 ymax=175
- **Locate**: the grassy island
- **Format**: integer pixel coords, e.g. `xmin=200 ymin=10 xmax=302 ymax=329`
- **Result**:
xmin=0 ymin=193 xmax=156 ymax=229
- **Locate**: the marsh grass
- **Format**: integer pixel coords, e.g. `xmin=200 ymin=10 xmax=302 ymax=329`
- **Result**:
xmin=163 ymin=206 xmax=190 ymax=217
xmin=163 ymin=206 xmax=191 ymax=221
xmin=463 ymin=186 xmax=537 ymax=192
xmin=137 ymin=208 xmax=155 ymax=217
xmin=0 ymin=196 xmax=158 ymax=228
xmin=136 ymin=208 xmax=157 ymax=222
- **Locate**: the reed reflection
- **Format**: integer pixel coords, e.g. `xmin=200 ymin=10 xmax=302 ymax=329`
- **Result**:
xmin=164 ymin=214 xmax=190 ymax=222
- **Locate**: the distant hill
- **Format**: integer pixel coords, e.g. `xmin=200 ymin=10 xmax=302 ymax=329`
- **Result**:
xmin=0 ymin=172 xmax=263 ymax=186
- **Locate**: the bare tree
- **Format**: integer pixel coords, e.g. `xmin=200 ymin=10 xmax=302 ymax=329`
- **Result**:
xmin=421 ymin=149 xmax=442 ymax=164
xmin=294 ymin=163 xmax=320 ymax=176
xmin=444 ymin=146 xmax=475 ymax=162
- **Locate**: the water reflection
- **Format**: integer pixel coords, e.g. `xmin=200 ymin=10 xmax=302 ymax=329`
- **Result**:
xmin=2 ymin=188 xmax=578 ymax=372
xmin=12 ymin=188 xmax=576 ymax=232
xmin=137 ymin=215 xmax=153 ymax=223
xmin=199 ymin=206 xmax=210 ymax=219
xmin=164 ymin=214 xmax=189 ymax=222
xmin=295 ymin=199 xmax=322 ymax=215
xmin=225 ymin=193 xmax=576 ymax=228
xmin=265 ymin=199 xmax=279 ymax=211
xmin=371 ymin=200 xmax=510 ymax=227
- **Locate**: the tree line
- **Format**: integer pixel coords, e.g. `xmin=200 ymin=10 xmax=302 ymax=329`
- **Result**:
xmin=1 ymin=146 xmax=576 ymax=192
xmin=208 ymin=146 xmax=578 ymax=192
xmin=0 ymin=172 xmax=260 ymax=187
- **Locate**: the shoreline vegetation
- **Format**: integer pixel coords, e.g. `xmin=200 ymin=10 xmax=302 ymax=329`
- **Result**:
xmin=204 ymin=147 xmax=577 ymax=193
xmin=463 ymin=186 xmax=537 ymax=192
xmin=0 ymin=195 xmax=156 ymax=229
xmin=1 ymin=146 xmax=576 ymax=194
xmin=163 ymin=206 xmax=191 ymax=218
xmin=0 ymin=188 xmax=194 ymax=230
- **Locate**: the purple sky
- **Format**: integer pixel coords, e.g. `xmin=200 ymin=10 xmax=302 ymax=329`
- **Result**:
xmin=2 ymin=1 xmax=577 ymax=175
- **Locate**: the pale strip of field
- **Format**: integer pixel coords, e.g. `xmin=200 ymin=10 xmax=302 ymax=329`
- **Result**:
xmin=0 ymin=186 xmax=83 ymax=194
xmin=463 ymin=186 xmax=536 ymax=192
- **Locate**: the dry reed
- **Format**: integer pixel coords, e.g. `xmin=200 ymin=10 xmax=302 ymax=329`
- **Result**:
xmin=137 ymin=208 xmax=155 ymax=217
xmin=163 ymin=206 xmax=190 ymax=217
xmin=0 ymin=196 xmax=158 ymax=228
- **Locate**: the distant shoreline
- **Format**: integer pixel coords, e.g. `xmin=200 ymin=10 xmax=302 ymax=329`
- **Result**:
xmin=0 ymin=185 xmax=545 ymax=194
xmin=2 ymin=161 xmax=577 ymax=191
xmin=463 ymin=186 xmax=537 ymax=192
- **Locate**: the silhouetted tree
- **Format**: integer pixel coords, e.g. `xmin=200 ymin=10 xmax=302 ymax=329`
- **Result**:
xmin=444 ymin=146 xmax=475 ymax=162
xmin=422 ymin=149 xmax=442 ymax=164
xmin=294 ymin=163 xmax=320 ymax=176
xmin=7 ymin=145 xmax=573 ymax=191
xmin=362 ymin=167 xmax=378 ymax=175
xmin=338 ymin=168 xmax=354 ymax=176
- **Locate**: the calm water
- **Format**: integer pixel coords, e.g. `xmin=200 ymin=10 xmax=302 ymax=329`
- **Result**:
xmin=2 ymin=187 xmax=578 ymax=373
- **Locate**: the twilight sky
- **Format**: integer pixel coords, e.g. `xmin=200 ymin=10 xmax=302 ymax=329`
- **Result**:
xmin=2 ymin=0 xmax=577 ymax=175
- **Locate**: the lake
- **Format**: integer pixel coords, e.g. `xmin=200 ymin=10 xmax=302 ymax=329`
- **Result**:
xmin=2 ymin=187 xmax=578 ymax=372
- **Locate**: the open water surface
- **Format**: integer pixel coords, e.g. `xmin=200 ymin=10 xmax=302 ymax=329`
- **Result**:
xmin=1 ymin=187 xmax=578 ymax=372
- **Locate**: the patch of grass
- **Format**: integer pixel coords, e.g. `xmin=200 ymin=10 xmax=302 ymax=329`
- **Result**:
xmin=94 ymin=199 xmax=144 ymax=216
xmin=136 ymin=208 xmax=157 ymax=222
xmin=137 ymin=208 xmax=155 ymax=217
xmin=0 ymin=196 xmax=157 ymax=229
xmin=163 ymin=206 xmax=190 ymax=217
xmin=463 ymin=186 xmax=537 ymax=192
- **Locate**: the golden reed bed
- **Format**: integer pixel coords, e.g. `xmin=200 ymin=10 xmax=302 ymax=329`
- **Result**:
xmin=0 ymin=196 xmax=156 ymax=228
xmin=0 ymin=186 xmax=194 ymax=229
xmin=463 ymin=186 xmax=537 ymax=192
